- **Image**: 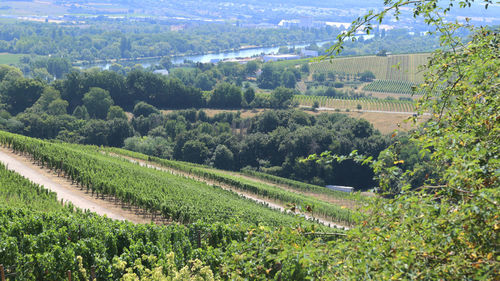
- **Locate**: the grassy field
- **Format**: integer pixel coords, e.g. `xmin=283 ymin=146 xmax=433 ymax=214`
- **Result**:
xmin=0 ymin=1 xmax=68 ymax=16
xmin=310 ymin=53 xmax=430 ymax=83
xmin=0 ymin=53 xmax=24 ymax=65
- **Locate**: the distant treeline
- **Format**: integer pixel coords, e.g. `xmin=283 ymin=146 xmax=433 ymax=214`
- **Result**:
xmin=0 ymin=21 xmax=339 ymax=61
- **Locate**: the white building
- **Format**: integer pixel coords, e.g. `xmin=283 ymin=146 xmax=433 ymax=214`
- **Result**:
xmin=262 ymin=54 xmax=301 ymax=62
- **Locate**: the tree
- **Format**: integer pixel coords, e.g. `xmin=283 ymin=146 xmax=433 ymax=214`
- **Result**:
xmin=359 ymin=70 xmax=375 ymax=82
xmin=0 ymin=65 xmax=23 ymax=82
xmin=310 ymin=0 xmax=499 ymax=279
xmin=270 ymin=87 xmax=294 ymax=109
xmin=300 ymin=63 xmax=310 ymax=74
xmin=46 ymin=57 xmax=71 ymax=79
xmin=243 ymin=87 xmax=255 ymax=104
xmin=107 ymin=105 xmax=128 ymax=120
xmin=245 ymin=60 xmax=258 ymax=75
xmin=82 ymin=87 xmax=114 ymax=119
xmin=257 ymin=64 xmax=280 ymax=89
xmin=194 ymin=73 xmax=215 ymax=91
xmin=182 ymin=140 xmax=209 ymax=164
xmin=107 ymin=118 xmax=133 ymax=147
xmin=73 ymin=105 xmax=89 ymax=120
xmin=209 ymin=83 xmax=242 ymax=108
xmin=281 ymin=70 xmax=296 ymax=89
xmin=80 ymin=119 xmax=109 ymax=145
xmin=212 ymin=144 xmax=234 ymax=170
xmin=47 ymin=99 xmax=68 ymax=115
xmin=159 ymin=57 xmax=173 ymax=70
xmin=1 ymin=78 xmax=45 ymax=115
xmin=133 ymin=102 xmax=159 ymax=117
xmin=28 ymin=86 xmax=60 ymax=113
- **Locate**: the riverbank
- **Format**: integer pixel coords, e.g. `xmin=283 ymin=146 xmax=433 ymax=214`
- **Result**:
xmin=74 ymin=39 xmax=333 ymax=69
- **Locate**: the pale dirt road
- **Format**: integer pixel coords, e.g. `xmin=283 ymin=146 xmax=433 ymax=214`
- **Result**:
xmin=0 ymin=147 xmax=151 ymax=224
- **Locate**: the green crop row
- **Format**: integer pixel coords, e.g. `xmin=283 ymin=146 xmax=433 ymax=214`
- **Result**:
xmin=294 ymin=95 xmax=416 ymax=112
xmin=310 ymin=53 xmax=430 ymax=82
xmin=363 ymin=79 xmax=425 ymax=95
xmin=0 ymin=130 xmax=312 ymax=226
xmin=102 ymin=147 xmax=358 ymax=225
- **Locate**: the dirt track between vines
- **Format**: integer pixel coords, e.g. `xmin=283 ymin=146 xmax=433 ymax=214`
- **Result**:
xmin=0 ymin=146 xmax=154 ymax=224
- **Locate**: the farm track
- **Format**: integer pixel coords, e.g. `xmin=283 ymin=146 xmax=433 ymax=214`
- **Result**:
xmin=104 ymin=152 xmax=350 ymax=229
xmin=0 ymin=146 xmax=164 ymax=225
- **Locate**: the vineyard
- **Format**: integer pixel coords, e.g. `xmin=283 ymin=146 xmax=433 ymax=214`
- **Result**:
xmin=103 ymin=146 xmax=360 ymax=224
xmin=294 ymin=95 xmax=417 ymax=112
xmin=363 ymin=79 xmax=425 ymax=95
xmin=0 ymin=131 xmax=348 ymax=280
xmin=310 ymin=53 xmax=430 ymax=83
xmin=0 ymin=130 xmax=327 ymax=227
xmin=0 ymin=162 xmax=66 ymax=212
xmin=0 ymin=163 xmax=248 ymax=280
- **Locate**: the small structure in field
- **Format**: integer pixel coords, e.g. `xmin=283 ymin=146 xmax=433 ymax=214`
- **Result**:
xmin=325 ymin=185 xmax=354 ymax=193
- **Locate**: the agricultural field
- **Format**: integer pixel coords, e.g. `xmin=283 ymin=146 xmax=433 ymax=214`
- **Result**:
xmin=0 ymin=53 xmax=24 ymax=65
xmin=310 ymin=53 xmax=430 ymax=83
xmin=363 ymin=79 xmax=425 ymax=95
xmin=0 ymin=130 xmax=323 ymax=227
xmin=0 ymin=130 xmax=352 ymax=279
xmin=294 ymin=95 xmax=417 ymax=113
xmin=103 ymin=146 xmax=362 ymax=225
xmin=0 ymin=160 xmax=259 ymax=280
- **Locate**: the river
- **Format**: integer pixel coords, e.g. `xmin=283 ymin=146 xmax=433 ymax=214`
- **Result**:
xmin=83 ymin=40 xmax=334 ymax=70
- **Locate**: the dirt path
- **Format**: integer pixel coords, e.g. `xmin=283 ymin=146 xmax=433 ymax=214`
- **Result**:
xmin=0 ymin=147 xmax=154 ymax=224
xmin=105 ymin=152 xmax=350 ymax=229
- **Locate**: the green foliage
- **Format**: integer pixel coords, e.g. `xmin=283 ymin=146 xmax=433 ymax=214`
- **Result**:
xmin=212 ymin=144 xmax=234 ymax=170
xmin=0 ymin=162 xmax=64 ymax=212
xmin=82 ymin=87 xmax=114 ymax=119
xmin=359 ymin=70 xmax=375 ymax=82
xmin=363 ymin=79 xmax=426 ymax=94
xmin=73 ymin=105 xmax=90 ymax=120
xmin=132 ymin=102 xmax=159 ymax=118
xmin=107 ymin=150 xmax=359 ymax=225
xmin=0 ymin=77 xmax=45 ymax=114
xmin=209 ymin=83 xmax=243 ymax=108
xmin=294 ymin=94 xmax=416 ymax=112
xmin=311 ymin=1 xmax=500 ymax=278
xmin=311 ymin=53 xmax=429 ymax=83
xmin=270 ymin=87 xmax=295 ymax=108
xmin=0 ymin=130 xmax=311 ymax=226
xmin=182 ymin=140 xmax=210 ymax=164
xmin=243 ymin=87 xmax=255 ymax=104
xmin=107 ymin=105 xmax=128 ymax=121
